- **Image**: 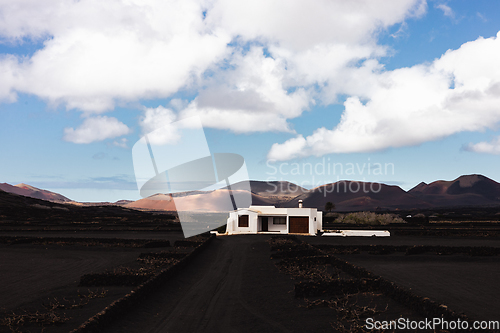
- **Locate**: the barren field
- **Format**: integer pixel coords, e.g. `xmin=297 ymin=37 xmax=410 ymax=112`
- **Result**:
xmin=1 ymin=228 xmax=499 ymax=332
xmin=102 ymin=233 xmax=500 ymax=332
xmin=0 ymin=230 xmax=186 ymax=241
xmin=338 ymin=253 xmax=500 ymax=321
xmin=0 ymin=244 xmax=142 ymax=309
xmin=0 ymin=231 xmax=208 ymax=333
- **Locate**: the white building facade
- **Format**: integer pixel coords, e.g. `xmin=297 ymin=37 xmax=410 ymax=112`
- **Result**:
xmin=226 ymin=205 xmax=322 ymax=235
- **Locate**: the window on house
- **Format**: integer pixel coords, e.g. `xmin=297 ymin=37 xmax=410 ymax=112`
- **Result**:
xmin=238 ymin=215 xmax=249 ymax=227
xmin=273 ymin=217 xmax=286 ymax=225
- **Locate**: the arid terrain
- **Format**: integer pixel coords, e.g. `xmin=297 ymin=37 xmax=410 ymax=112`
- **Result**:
xmin=1 ymin=230 xmax=499 ymax=332
xmin=1 ymin=183 xmax=500 ymax=332
xmin=4 ymin=174 xmax=500 ymax=213
xmin=109 ymin=174 xmax=500 ymax=212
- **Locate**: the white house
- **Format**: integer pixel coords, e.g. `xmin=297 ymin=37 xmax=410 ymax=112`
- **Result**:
xmin=226 ymin=201 xmax=322 ymax=235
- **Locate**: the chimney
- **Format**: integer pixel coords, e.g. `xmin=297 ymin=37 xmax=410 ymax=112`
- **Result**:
xmin=298 ymin=199 xmax=303 ymax=208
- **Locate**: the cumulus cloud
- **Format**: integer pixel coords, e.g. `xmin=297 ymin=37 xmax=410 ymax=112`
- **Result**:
xmin=0 ymin=0 xmax=230 ymax=112
xmin=0 ymin=54 xmax=19 ymax=102
xmin=0 ymin=0 xmax=424 ymax=114
xmin=139 ymin=106 xmax=180 ymax=145
xmin=14 ymin=0 xmax=500 ymax=156
xmin=268 ymin=32 xmax=500 ymax=160
xmin=208 ymin=0 xmax=426 ymax=50
xmin=174 ymin=0 xmax=425 ymax=134
xmin=63 ymin=116 xmax=131 ymax=144
xmin=465 ymin=137 xmax=500 ymax=155
xmin=179 ymin=46 xmax=311 ymax=133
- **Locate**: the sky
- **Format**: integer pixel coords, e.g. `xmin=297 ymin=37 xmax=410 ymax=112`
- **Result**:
xmin=2 ymin=0 xmax=500 ymax=202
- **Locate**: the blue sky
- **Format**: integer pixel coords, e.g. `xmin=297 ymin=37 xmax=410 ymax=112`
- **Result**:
xmin=1 ymin=0 xmax=500 ymax=202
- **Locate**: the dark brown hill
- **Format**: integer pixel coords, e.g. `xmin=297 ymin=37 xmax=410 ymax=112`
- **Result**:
xmin=282 ymin=181 xmax=431 ymax=211
xmin=0 ymin=183 xmax=72 ymax=203
xmin=227 ymin=180 xmax=307 ymax=197
xmin=0 ymin=188 xmax=175 ymax=223
xmin=6 ymin=174 xmax=500 ymax=213
xmin=125 ymin=189 xmax=277 ymax=211
xmin=408 ymin=174 xmax=500 ymax=207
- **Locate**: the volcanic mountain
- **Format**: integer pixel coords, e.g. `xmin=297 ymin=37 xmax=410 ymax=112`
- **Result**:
xmin=5 ymin=175 xmax=500 ymax=213
xmin=0 ymin=187 xmax=176 ymax=225
xmin=126 ymin=180 xmax=428 ymax=212
xmin=126 ymin=189 xmax=273 ymax=212
xmin=0 ymin=183 xmax=135 ymax=206
xmin=408 ymin=174 xmax=500 ymax=207
xmin=0 ymin=183 xmax=72 ymax=203
xmin=125 ymin=175 xmax=500 ymax=212
xmin=227 ymin=180 xmax=307 ymax=197
xmin=282 ymin=181 xmax=432 ymax=211
xmin=125 ymin=181 xmax=307 ymax=212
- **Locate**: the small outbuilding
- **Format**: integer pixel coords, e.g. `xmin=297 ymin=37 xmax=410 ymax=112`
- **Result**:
xmin=226 ymin=201 xmax=322 ymax=235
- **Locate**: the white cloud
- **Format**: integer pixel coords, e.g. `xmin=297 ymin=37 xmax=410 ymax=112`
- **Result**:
xmin=4 ymin=0 xmax=500 ymax=161
xmin=0 ymin=54 xmax=18 ymax=102
xmin=0 ymin=0 xmax=425 ymax=115
xmin=15 ymin=0 xmax=500 ymax=155
xmin=113 ymin=138 xmax=128 ymax=148
xmin=139 ymin=106 xmax=180 ymax=145
xmin=179 ymin=46 xmax=311 ymax=133
xmin=0 ymin=0 xmax=230 ymax=112
xmin=436 ymin=3 xmax=454 ymax=18
xmin=267 ymin=135 xmax=307 ymax=161
xmin=269 ymin=32 xmax=500 ymax=160
xmin=465 ymin=137 xmax=500 ymax=155
xmin=208 ymin=0 xmax=425 ymax=51
xmin=63 ymin=116 xmax=131 ymax=144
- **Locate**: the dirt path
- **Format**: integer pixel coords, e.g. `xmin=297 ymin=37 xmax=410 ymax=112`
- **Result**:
xmin=107 ymin=235 xmax=334 ymax=333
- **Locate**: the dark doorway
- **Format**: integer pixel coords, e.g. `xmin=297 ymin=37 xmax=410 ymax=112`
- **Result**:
xmin=261 ymin=217 xmax=268 ymax=231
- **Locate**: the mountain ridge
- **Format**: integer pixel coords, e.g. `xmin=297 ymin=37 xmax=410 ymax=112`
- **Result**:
xmin=3 ymin=174 xmax=500 ymax=212
xmin=122 ymin=174 xmax=500 ymax=212
xmin=0 ymin=183 xmax=72 ymax=203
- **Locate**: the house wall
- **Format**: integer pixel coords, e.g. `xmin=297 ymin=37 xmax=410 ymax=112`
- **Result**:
xmin=287 ymin=208 xmax=316 ymax=235
xmin=266 ymin=216 xmax=287 ymax=232
xmin=317 ymin=211 xmax=323 ymax=231
xmin=226 ymin=212 xmax=235 ymax=233
xmin=227 ymin=206 xmax=321 ymax=235
xmin=227 ymin=209 xmax=258 ymax=234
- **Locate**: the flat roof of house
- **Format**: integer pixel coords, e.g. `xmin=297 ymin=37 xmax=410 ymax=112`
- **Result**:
xmin=235 ymin=205 xmax=317 ymax=215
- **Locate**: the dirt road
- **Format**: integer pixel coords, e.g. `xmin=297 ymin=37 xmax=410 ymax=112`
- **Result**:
xmin=107 ymin=235 xmax=334 ymax=333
